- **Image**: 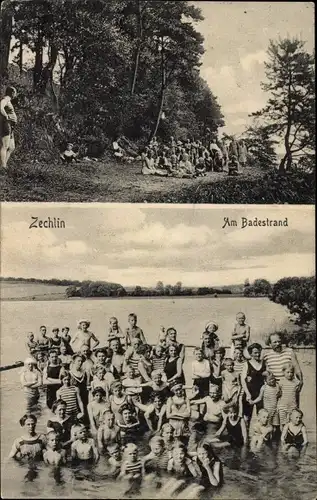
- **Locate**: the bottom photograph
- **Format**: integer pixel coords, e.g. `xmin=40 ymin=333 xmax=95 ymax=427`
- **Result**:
xmin=0 ymin=204 xmax=316 ymax=500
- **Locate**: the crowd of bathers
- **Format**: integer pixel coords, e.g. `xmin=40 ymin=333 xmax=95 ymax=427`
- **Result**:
xmin=10 ymin=312 xmax=308 ymax=494
xmin=140 ymin=135 xmax=248 ymax=178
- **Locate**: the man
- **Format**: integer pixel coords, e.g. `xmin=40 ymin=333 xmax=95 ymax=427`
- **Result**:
xmin=0 ymin=86 xmax=17 ymax=169
xmin=263 ymin=333 xmax=303 ymax=404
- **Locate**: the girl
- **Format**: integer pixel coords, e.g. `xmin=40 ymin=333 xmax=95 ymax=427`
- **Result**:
xmin=166 ymin=382 xmax=191 ymax=438
xmin=191 ymin=347 xmax=211 ymax=397
xmin=0 ymin=85 xmax=17 ymax=169
xmin=70 ymin=320 xmax=100 ymax=353
xmin=250 ymin=408 xmax=273 ymax=452
xmin=221 ymin=358 xmax=241 ymax=403
xmin=43 ymin=350 xmax=63 ymax=409
xmin=215 ymin=403 xmax=247 ymax=447
xmin=281 ymin=409 xmax=308 ymax=456
xmin=43 ymin=431 xmax=67 ymax=466
xmin=71 ymin=425 xmax=99 ymax=463
xmin=125 ymin=313 xmax=146 ymax=346
xmin=87 ymin=388 xmax=108 ymax=435
xmin=47 ymin=399 xmax=74 ymax=450
xmin=9 ymin=414 xmax=44 ymax=462
xmin=20 ymin=357 xmax=42 ymax=412
xmin=56 ymin=371 xmax=84 ymax=421
xmin=97 ymin=410 xmax=120 ymax=454
xmin=151 ymin=344 xmax=166 ymax=372
xmin=250 ymin=372 xmax=281 ymax=433
xmin=108 ymin=316 xmax=125 ymax=344
xmin=167 ymin=443 xmax=199 ymax=478
xmin=277 ymin=363 xmax=300 ymax=429
xmin=195 ymin=442 xmax=223 ymax=487
xmin=202 ymin=321 xmax=220 ymax=352
xmin=241 ymin=343 xmax=266 ymax=422
xmin=164 ymin=344 xmax=185 ymax=386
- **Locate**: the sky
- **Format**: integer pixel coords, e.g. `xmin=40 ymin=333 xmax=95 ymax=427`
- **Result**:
xmin=1 ymin=204 xmax=315 ymax=287
xmin=193 ymin=1 xmax=315 ymax=137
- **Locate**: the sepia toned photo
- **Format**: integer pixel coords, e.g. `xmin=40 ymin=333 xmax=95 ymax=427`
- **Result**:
xmin=0 ymin=203 xmax=316 ymax=499
xmin=0 ymin=1 xmax=315 ymax=203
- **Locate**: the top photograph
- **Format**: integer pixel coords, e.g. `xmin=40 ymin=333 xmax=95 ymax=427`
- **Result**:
xmin=0 ymin=1 xmax=315 ymax=204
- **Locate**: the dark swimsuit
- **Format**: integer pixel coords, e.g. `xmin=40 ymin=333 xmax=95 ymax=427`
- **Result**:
xmin=164 ymin=356 xmax=185 ymax=385
xmin=243 ymin=360 xmax=266 ymax=418
xmin=284 ymin=428 xmax=304 ymax=450
xmin=46 ymin=364 xmax=62 ymax=409
xmin=226 ymin=417 xmax=244 ymax=447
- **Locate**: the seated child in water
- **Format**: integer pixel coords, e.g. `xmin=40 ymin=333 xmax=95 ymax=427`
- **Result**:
xmin=108 ymin=317 xmax=125 ymax=344
xmin=117 ymin=404 xmax=140 ymax=445
xmin=281 ymin=409 xmax=308 ymax=457
xmin=167 ymin=443 xmax=199 ymax=479
xmin=250 ymin=372 xmax=280 ymax=432
xmin=231 ymin=312 xmax=250 ymax=358
xmin=26 ymin=332 xmax=38 ymax=355
xmin=143 ymin=436 xmax=169 ymax=474
xmin=43 ymin=431 xmax=67 ymax=466
xmin=221 ymin=358 xmax=241 ymax=403
xmin=195 ymin=442 xmax=223 ymax=487
xmin=190 ymin=384 xmax=226 ymax=432
xmin=97 ymin=410 xmax=120 ymax=454
xmin=143 ymin=393 xmax=167 ymax=433
xmin=87 ymin=387 xmax=108 ymax=435
xmin=250 ymin=409 xmax=273 ymax=452
xmin=71 ymin=425 xmax=99 ymax=463
xmin=107 ymin=443 xmax=122 ymax=477
xmin=119 ymin=443 xmax=143 ymax=482
xmin=215 ymin=403 xmax=247 ymax=447
xmin=136 ymin=369 xmax=169 ymax=404
xmin=160 ymin=423 xmax=175 ymax=455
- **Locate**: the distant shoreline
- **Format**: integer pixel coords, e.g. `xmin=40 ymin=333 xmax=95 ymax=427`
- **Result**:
xmin=0 ymin=293 xmax=268 ymax=302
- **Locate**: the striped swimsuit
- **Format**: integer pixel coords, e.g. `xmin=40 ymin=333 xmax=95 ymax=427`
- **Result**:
xmin=124 ymin=459 xmax=142 ymax=475
xmin=152 ymin=355 xmax=166 ymax=372
xmin=58 ymin=386 xmax=79 ymax=419
xmin=263 ymin=384 xmax=280 ymax=426
xmin=277 ymin=377 xmax=299 ymax=425
xmin=263 ymin=348 xmax=294 ymax=381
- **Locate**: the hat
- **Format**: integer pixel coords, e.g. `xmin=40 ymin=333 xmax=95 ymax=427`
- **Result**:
xmin=170 ymin=380 xmax=183 ymax=392
xmin=205 ymin=321 xmax=218 ymax=332
xmin=78 ymin=319 xmax=90 ymax=327
xmin=24 ymin=357 xmax=37 ymax=365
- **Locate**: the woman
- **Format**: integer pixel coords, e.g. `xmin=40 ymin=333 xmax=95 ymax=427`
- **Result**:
xmin=0 ymin=86 xmax=17 ymax=169
xmin=9 ymin=414 xmax=44 ymax=462
xmin=241 ymin=343 xmax=266 ymax=421
xmin=195 ymin=442 xmax=223 ymax=488
xmin=47 ymin=399 xmax=74 ymax=450
xmin=164 ymin=344 xmax=185 ymax=387
xmin=20 ymin=358 xmax=42 ymax=413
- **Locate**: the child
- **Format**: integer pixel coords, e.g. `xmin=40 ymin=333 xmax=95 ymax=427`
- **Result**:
xmin=109 ymin=381 xmax=129 ymax=419
xmin=281 ymin=409 xmax=308 ymax=456
xmin=56 ymin=372 xmax=84 ymax=421
xmin=233 ymin=347 xmax=247 ymax=377
xmin=143 ymin=436 xmax=169 ymax=474
xmin=191 ymin=347 xmax=211 ymax=397
xmin=117 ymin=404 xmax=140 ymax=445
xmin=49 ymin=328 xmax=63 ymax=354
xmin=87 ymin=388 xmax=108 ymax=435
xmin=26 ymin=332 xmax=38 ymax=355
xmin=167 ymin=443 xmax=199 ymax=478
xmin=71 ymin=425 xmax=99 ymax=463
xmin=215 ymin=403 xmax=247 ymax=447
xmin=137 ymin=370 xmax=169 ymax=404
xmin=195 ymin=442 xmax=223 ymax=487
xmin=125 ymin=313 xmax=146 ymax=346
xmin=9 ymin=414 xmax=44 ymax=462
xmin=144 ymin=393 xmax=167 ymax=433
xmin=231 ymin=313 xmax=250 ymax=357
xmin=121 ymin=365 xmax=143 ymax=402
xmin=70 ymin=319 xmax=100 ymax=353
xmin=195 ymin=156 xmax=207 ymax=176
xmin=108 ymin=317 xmax=125 ymax=344
xmin=119 ymin=443 xmax=143 ymax=483
xmin=47 ymin=400 xmax=74 ymax=450
xmin=43 ymin=431 xmax=66 ymax=466
xmin=166 ymin=382 xmax=191 ymax=438
xmin=250 ymin=372 xmax=280 ymax=433
xmin=160 ymin=423 xmax=175 ymax=455
xmin=151 ymin=344 xmax=166 ymax=372
xmin=277 ymin=363 xmax=300 ymax=429
xmin=124 ymin=337 xmax=142 ymax=375
xmin=58 ymin=343 xmax=73 ymax=370
xmin=37 ymin=325 xmax=50 ymax=353
xmin=201 ymin=322 xmax=219 ymax=361
xmin=91 ymin=366 xmax=113 ymax=399
xmin=20 ymin=357 xmax=42 ymax=412
xmin=60 ymin=143 xmax=78 ymax=163
xmin=250 ymin=409 xmax=273 ymax=451
xmin=221 ymin=358 xmax=241 ymax=403
xmin=97 ymin=410 xmax=121 ymax=454
xmin=107 ymin=443 xmax=122 ymax=477
xmin=189 ymin=384 xmax=226 ymax=432
xmin=210 ymin=347 xmax=226 ymax=388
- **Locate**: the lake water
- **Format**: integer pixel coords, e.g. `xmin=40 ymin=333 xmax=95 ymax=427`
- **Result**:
xmin=1 ymin=297 xmax=316 ymax=499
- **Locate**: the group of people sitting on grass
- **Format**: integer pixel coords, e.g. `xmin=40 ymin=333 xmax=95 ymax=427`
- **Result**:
xmin=141 ymin=135 xmax=248 ymax=178
xmin=10 ymin=312 xmax=307 ymax=495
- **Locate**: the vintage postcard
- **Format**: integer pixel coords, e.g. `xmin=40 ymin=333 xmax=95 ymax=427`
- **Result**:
xmin=0 ymin=1 xmax=315 ymax=203
xmin=0 ymin=203 xmax=316 ymax=498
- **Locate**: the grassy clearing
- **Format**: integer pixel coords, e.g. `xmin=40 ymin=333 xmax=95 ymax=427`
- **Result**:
xmin=0 ymin=158 xmax=314 ymax=203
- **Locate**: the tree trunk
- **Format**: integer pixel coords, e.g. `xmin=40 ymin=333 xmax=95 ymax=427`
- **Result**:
xmin=33 ymin=26 xmax=43 ymax=89
xmin=281 ymin=71 xmax=293 ymax=172
xmin=149 ymin=37 xmax=166 ymax=142
xmin=18 ymin=39 xmax=23 ymax=74
xmin=0 ymin=0 xmax=13 ymax=80
xmin=130 ymin=0 xmax=143 ymax=96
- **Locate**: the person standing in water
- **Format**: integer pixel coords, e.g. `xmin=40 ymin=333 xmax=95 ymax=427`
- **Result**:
xmin=70 ymin=320 xmax=100 ymax=353
xmin=0 ymin=86 xmax=17 ymax=169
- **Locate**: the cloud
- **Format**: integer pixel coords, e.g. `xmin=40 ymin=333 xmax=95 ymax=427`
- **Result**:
xmin=240 ymin=50 xmax=267 ymax=72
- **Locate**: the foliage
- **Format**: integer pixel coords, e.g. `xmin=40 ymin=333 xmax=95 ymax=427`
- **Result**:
xmin=243 ymin=125 xmax=278 ymax=170
xmin=251 ymin=38 xmax=315 ymax=172
xmin=243 ymin=279 xmax=272 ymax=297
xmin=270 ymin=276 xmax=316 ymax=327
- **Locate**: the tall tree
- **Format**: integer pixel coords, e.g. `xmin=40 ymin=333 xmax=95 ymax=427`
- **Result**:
xmin=243 ymin=124 xmax=278 ymax=169
xmin=252 ymin=38 xmax=315 ymax=172
xmin=0 ymin=0 xmax=14 ymax=79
